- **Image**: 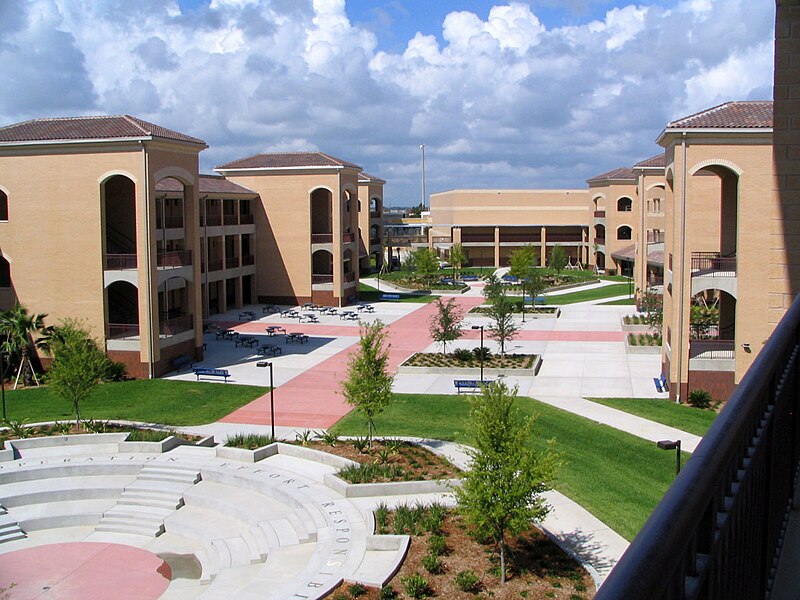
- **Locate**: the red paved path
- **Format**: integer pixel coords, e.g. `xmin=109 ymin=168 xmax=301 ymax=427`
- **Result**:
xmin=219 ymin=300 xmax=624 ymax=428
xmin=0 ymin=542 xmax=171 ymax=599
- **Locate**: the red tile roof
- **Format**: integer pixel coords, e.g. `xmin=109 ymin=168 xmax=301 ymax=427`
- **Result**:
xmin=0 ymin=115 xmax=205 ymax=146
xmin=667 ymin=101 xmax=773 ymax=129
xmin=216 ymin=151 xmax=361 ymax=171
xmin=358 ymin=171 xmax=386 ymax=184
xmin=155 ymin=174 xmax=257 ymax=196
xmin=634 ymin=154 xmax=666 ymax=169
xmin=587 ymin=166 xmax=636 ymax=183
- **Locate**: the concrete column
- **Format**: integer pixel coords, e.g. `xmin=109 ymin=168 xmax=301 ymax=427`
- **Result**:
xmin=540 ymin=227 xmax=547 ymax=266
xmin=494 ymin=226 xmax=500 ymax=268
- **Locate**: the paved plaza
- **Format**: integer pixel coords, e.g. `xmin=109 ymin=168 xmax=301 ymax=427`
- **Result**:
xmin=0 ymin=279 xmax=704 ymax=597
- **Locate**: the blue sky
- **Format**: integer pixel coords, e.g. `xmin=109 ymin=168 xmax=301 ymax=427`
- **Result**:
xmin=1 ymin=0 xmax=776 ymax=205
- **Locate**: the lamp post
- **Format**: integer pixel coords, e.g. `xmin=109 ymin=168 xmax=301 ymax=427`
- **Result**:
xmin=471 ymin=325 xmax=484 ymax=382
xmin=256 ymin=361 xmax=275 ymax=440
xmin=657 ymin=439 xmax=681 ymax=476
xmin=420 ymin=144 xmax=426 ymax=210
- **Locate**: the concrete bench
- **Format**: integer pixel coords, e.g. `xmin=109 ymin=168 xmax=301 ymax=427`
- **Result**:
xmin=454 ymin=379 xmax=493 ymax=393
xmin=194 ymin=368 xmax=230 ymax=382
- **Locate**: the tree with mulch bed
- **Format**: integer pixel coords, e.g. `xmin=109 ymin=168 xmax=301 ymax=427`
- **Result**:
xmin=340 ymin=321 xmax=395 ymax=448
xmin=457 ymin=381 xmax=559 ymax=584
xmin=428 ymin=298 xmax=464 ymax=355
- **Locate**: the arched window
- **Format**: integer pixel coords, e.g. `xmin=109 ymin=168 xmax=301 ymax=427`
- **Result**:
xmin=617 ymin=197 xmax=632 ymax=212
xmin=0 ymin=256 xmax=10 ymax=287
xmin=0 ymin=190 xmax=7 ymax=221
xmin=617 ymin=226 xmax=632 ymax=240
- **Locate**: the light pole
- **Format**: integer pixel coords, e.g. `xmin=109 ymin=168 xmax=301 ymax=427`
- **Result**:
xmin=420 ymin=144 xmax=426 ymax=210
xmin=471 ymin=325 xmax=484 ymax=382
xmin=0 ymin=352 xmax=6 ymax=421
xmin=657 ymin=439 xmax=682 ymax=476
xmin=256 ymin=361 xmax=275 ymax=440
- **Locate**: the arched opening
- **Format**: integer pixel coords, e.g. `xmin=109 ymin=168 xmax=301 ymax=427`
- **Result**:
xmin=596 ymin=251 xmax=606 ymax=270
xmin=370 ymin=197 xmax=381 ymax=216
xmin=594 ymin=224 xmax=606 ymax=243
xmin=312 ymin=249 xmax=333 ymax=283
xmin=617 ymin=225 xmax=632 ymax=240
xmin=158 ymin=276 xmax=192 ymax=335
xmin=369 ymin=224 xmax=380 ymax=245
xmin=0 ymin=189 xmax=8 ymax=221
xmin=0 ymin=256 xmax=10 ymax=288
xmin=617 ymin=197 xmax=633 ymax=212
xmin=311 ymin=188 xmax=332 ymax=240
xmin=103 ymin=175 xmax=137 ymax=269
xmin=689 ymin=289 xmax=736 ymax=360
xmin=693 ymin=165 xmax=739 ymax=258
xmin=343 ymin=249 xmax=354 ymax=281
xmin=154 ymin=177 xmax=186 ymax=229
xmin=106 ymin=281 xmax=139 ymax=339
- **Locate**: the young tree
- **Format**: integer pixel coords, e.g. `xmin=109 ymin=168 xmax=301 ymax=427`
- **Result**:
xmin=47 ymin=320 xmax=109 ymax=424
xmin=0 ymin=304 xmax=47 ymax=388
xmin=485 ymin=294 xmax=519 ymax=354
xmin=429 ymin=297 xmax=464 ymax=355
xmin=448 ymin=243 xmax=467 ymax=278
xmin=340 ymin=320 xmax=394 ymax=447
xmin=482 ymin=273 xmax=505 ymax=305
xmin=508 ymin=244 xmax=538 ymax=279
xmin=456 ymin=381 xmax=559 ymax=584
xmin=408 ymin=247 xmax=440 ymax=284
xmin=549 ymin=244 xmax=568 ymax=275
xmin=637 ymin=287 xmax=663 ymax=336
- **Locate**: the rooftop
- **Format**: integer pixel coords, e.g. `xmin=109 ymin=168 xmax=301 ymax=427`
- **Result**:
xmin=155 ymin=174 xmax=257 ymax=196
xmin=216 ymin=151 xmax=362 ymax=171
xmin=666 ymin=101 xmax=773 ymax=130
xmin=587 ymin=166 xmax=636 ymax=184
xmin=0 ymin=115 xmax=206 ymax=146
xmin=358 ymin=171 xmax=386 ymax=184
xmin=634 ymin=154 xmax=666 ymax=169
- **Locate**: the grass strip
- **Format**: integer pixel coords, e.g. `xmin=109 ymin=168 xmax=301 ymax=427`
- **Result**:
xmin=332 ymin=393 xmax=680 ymax=540
xmin=598 ymin=297 xmax=637 ymax=305
xmin=3 ymin=379 xmax=266 ymax=426
xmin=545 ymin=283 xmax=632 ymax=304
xmin=589 ymin=397 xmax=716 ymax=437
xmin=359 ymin=283 xmax=436 ymax=303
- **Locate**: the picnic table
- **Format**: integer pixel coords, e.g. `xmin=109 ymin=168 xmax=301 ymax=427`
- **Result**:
xmin=238 ymin=311 xmax=257 ymax=321
xmin=235 ymin=335 xmax=258 ymax=348
xmin=358 ymin=304 xmax=375 ymax=313
xmin=339 ymin=311 xmax=359 ymax=321
xmin=281 ymin=309 xmax=299 ymax=319
xmin=258 ymin=344 xmax=282 ymax=356
xmin=262 ymin=304 xmax=281 ymax=314
xmin=300 ymin=313 xmax=319 ymax=323
xmin=286 ymin=332 xmax=309 ymax=344
xmin=265 ymin=325 xmax=286 ymax=336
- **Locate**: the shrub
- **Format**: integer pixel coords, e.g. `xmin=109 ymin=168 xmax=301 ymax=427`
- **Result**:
xmin=225 ymin=432 xmax=274 ymax=449
xmin=473 ymin=346 xmax=492 ymax=361
xmin=125 ymin=428 xmax=175 ymax=442
xmin=455 ymin=569 xmax=481 ymax=593
xmin=374 ymin=502 xmax=389 ymax=532
xmin=53 ymin=420 xmax=72 ymax=435
xmin=81 ymin=419 xmax=108 ymax=433
xmin=102 ymin=359 xmax=127 ymax=382
xmin=347 ymin=583 xmax=366 ymax=597
xmin=422 ymin=552 xmax=444 ymax=574
xmin=5 ymin=419 xmax=30 ymax=439
xmin=378 ymin=585 xmax=398 ymax=600
xmin=383 ymin=438 xmax=403 ymax=454
xmin=321 ymin=430 xmax=340 ymax=446
xmin=295 ymin=429 xmax=317 ymax=446
xmin=452 ymin=348 xmax=473 ymax=362
xmin=627 ymin=334 xmax=639 ymax=346
xmin=401 ymin=573 xmax=429 ymax=599
xmin=338 ymin=463 xmax=404 ymax=484
xmin=351 ymin=436 xmax=370 ymax=453
xmin=428 ymin=533 xmax=448 ymax=556
xmin=688 ymin=388 xmax=713 ymax=410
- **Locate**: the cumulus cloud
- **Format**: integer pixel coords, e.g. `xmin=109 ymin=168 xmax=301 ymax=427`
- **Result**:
xmin=0 ymin=0 xmax=776 ymax=203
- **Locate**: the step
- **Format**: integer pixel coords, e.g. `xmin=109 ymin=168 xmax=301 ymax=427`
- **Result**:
xmin=242 ymin=530 xmax=267 ymax=562
xmin=0 ymin=530 xmax=27 ymax=544
xmin=138 ymin=468 xmax=200 ymax=485
xmin=117 ymin=492 xmax=183 ymax=510
xmin=95 ymin=521 xmax=164 ymax=537
xmin=126 ymin=479 xmax=192 ymax=495
xmin=267 ymin=518 xmax=300 ymax=547
xmin=196 ymin=547 xmax=220 ymax=584
xmin=256 ymin=521 xmax=281 ymax=552
xmin=286 ymin=509 xmax=316 ymax=543
xmin=103 ymin=504 xmax=173 ymax=520
xmin=100 ymin=511 xmax=165 ymax=528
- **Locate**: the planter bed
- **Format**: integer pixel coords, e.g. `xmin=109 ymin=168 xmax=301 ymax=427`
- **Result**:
xmin=398 ymin=353 xmax=542 ymax=377
xmin=468 ymin=305 xmax=561 ymax=318
xmin=625 ymin=333 xmax=663 ymax=355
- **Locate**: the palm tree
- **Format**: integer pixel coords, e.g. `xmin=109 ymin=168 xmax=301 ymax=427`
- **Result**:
xmin=0 ymin=304 xmax=47 ymax=388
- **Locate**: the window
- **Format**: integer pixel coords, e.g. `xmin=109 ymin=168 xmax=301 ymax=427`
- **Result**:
xmin=0 ymin=256 xmax=9 ymax=287
xmin=617 ymin=197 xmax=632 ymax=212
xmin=0 ymin=190 xmax=7 ymax=221
xmin=617 ymin=226 xmax=632 ymax=240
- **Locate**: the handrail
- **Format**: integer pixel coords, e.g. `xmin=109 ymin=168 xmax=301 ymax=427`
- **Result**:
xmin=596 ymin=293 xmax=800 ymax=599
xmin=691 ymin=251 xmax=737 ymax=276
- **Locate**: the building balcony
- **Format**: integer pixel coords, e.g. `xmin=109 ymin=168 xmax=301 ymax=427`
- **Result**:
xmin=107 ymin=323 xmax=139 ymax=339
xmin=461 ymin=234 xmax=495 ymax=243
xmin=369 ymin=238 xmax=381 ymax=247
xmin=223 ymin=214 xmax=238 ymax=226
xmin=159 ymin=314 xmax=193 ymax=336
xmin=207 ymin=258 xmax=223 ymax=272
xmin=498 ymin=233 xmax=540 ymax=243
xmin=240 ymin=213 xmax=254 ymax=225
xmin=104 ymin=250 xmax=192 ymax=270
xmin=242 ymin=254 xmax=255 ymax=266
xmin=312 ymin=274 xmax=333 ymax=284
xmin=595 ymin=237 xmax=606 ymax=246
xmin=344 ymin=271 xmax=356 ymax=283
xmin=595 ymin=294 xmax=800 ymax=600
xmin=225 ymin=256 xmax=240 ymax=268
xmin=343 ymin=232 xmax=356 ymax=243
xmin=691 ymin=252 xmax=737 ymax=297
xmin=689 ymin=338 xmax=735 ymax=361
xmin=312 ymin=233 xmax=333 ymax=244
xmin=203 ymin=215 xmax=222 ymax=227
xmin=161 ymin=216 xmax=184 ymax=229
xmin=594 ymin=210 xmax=606 ymax=218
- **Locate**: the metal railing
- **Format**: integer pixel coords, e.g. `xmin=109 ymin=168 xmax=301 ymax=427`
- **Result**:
xmin=240 ymin=213 xmax=254 ymax=225
xmin=499 ymin=233 xmax=540 ymax=243
xmin=596 ymin=293 xmax=800 ymax=600
xmin=106 ymin=254 xmax=137 ymax=270
xmin=207 ymin=258 xmax=223 ymax=272
xmin=594 ymin=210 xmax=606 ymax=218
xmin=204 ymin=214 xmax=222 ymax=227
xmin=157 ymin=250 xmax=192 ymax=267
xmin=107 ymin=323 xmax=139 ymax=339
xmin=344 ymin=271 xmax=356 ymax=283
xmin=343 ymin=232 xmax=355 ymax=243
xmin=688 ymin=338 xmax=735 ymax=360
xmin=225 ymin=256 xmax=240 ymax=268
xmin=432 ymin=236 xmax=452 ymax=243
xmin=223 ymin=214 xmax=238 ymax=226
xmin=461 ymin=234 xmax=495 ymax=243
xmin=691 ymin=252 xmax=737 ymax=276
xmin=159 ymin=315 xmax=193 ymax=336
xmin=242 ymin=255 xmax=255 ymax=266
xmin=312 ymin=274 xmax=333 ymax=284
xmin=312 ymin=233 xmax=333 ymax=244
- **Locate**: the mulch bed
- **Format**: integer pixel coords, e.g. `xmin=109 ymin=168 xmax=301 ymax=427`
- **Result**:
xmin=0 ymin=422 xmax=201 ymax=444
xmin=402 ymin=353 xmax=536 ymax=369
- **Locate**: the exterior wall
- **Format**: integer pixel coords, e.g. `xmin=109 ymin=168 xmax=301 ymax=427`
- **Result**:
xmin=357 ymin=181 xmax=383 ymax=272
xmin=223 ymin=169 xmax=360 ymax=306
xmin=588 ymin=179 xmax=636 ymax=274
xmin=661 ymin=135 xmax=777 ymax=399
xmin=773 ymin=0 xmax=800 ymax=316
xmin=633 ymin=172 xmax=667 ymax=293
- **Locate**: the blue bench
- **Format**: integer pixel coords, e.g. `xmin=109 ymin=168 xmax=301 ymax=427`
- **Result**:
xmin=454 ymin=379 xmax=493 ymax=393
xmin=381 ymin=293 xmax=401 ymax=300
xmin=524 ymin=297 xmax=547 ymax=306
xmin=461 ymin=275 xmax=479 ymax=281
xmin=653 ymin=373 xmax=669 ymax=393
xmin=172 ymin=354 xmax=195 ymax=372
xmin=194 ymin=368 xmax=230 ymax=382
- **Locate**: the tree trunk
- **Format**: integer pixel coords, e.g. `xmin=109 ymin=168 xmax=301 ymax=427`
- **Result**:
xmin=500 ymin=542 xmax=506 ymax=584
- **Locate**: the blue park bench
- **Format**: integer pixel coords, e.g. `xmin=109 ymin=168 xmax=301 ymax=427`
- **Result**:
xmin=381 ymin=293 xmax=401 ymax=300
xmin=194 ymin=367 xmax=230 ymax=382
xmin=524 ymin=297 xmax=547 ymax=305
xmin=453 ymin=379 xmax=494 ymax=393
xmin=653 ymin=373 xmax=669 ymax=393
xmin=461 ymin=275 xmax=479 ymax=281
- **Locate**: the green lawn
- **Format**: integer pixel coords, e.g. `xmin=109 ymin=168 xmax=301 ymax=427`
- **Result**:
xmin=332 ymin=393 xmax=680 ymax=540
xmin=589 ymin=397 xmax=717 ymax=437
xmin=359 ymin=283 xmax=436 ymax=303
xmin=545 ymin=283 xmax=633 ymax=305
xmin=598 ymin=297 xmax=636 ymax=306
xmin=3 ymin=380 xmax=266 ymax=426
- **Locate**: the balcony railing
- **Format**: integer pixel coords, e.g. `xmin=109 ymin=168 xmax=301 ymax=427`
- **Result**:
xmin=312 ymin=233 xmax=333 ymax=244
xmin=691 ymin=252 xmax=737 ymax=276
xmin=225 ymin=256 xmax=239 ymax=268
xmin=499 ymin=233 xmax=540 ymax=243
xmin=595 ymin=293 xmax=800 ymax=600
xmin=158 ymin=250 xmax=192 ymax=267
xmin=595 ymin=237 xmax=606 ymax=246
xmin=344 ymin=271 xmax=356 ymax=283
xmin=240 ymin=213 xmax=254 ymax=225
xmin=688 ymin=338 xmax=735 ymax=360
xmin=432 ymin=236 xmax=452 ymax=244
xmin=161 ymin=216 xmax=184 ymax=229
xmin=461 ymin=234 xmax=495 ymax=243
xmin=107 ymin=323 xmax=139 ymax=339
xmin=594 ymin=210 xmax=606 ymax=218
xmin=370 ymin=238 xmax=381 ymax=246
xmin=207 ymin=259 xmax=223 ymax=272
xmin=312 ymin=274 xmax=333 ymax=284
xmin=343 ymin=232 xmax=355 ymax=243
xmin=223 ymin=214 xmax=238 ymax=226
xmin=106 ymin=254 xmax=138 ymax=270
xmin=546 ymin=233 xmax=583 ymax=243
xmin=204 ymin=215 xmax=222 ymax=227
xmin=242 ymin=254 xmax=255 ymax=266
xmin=160 ymin=315 xmax=193 ymax=336
xmin=647 ymin=231 xmax=665 ymax=243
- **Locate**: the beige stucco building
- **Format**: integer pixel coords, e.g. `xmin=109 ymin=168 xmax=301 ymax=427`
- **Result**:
xmin=657 ymin=101 xmax=781 ymax=402
xmin=0 ymin=119 xmax=383 ymax=378
xmin=429 ymin=189 xmax=590 ymax=268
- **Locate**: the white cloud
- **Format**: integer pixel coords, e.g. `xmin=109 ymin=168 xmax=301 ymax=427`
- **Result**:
xmin=0 ymin=0 xmax=777 ymax=203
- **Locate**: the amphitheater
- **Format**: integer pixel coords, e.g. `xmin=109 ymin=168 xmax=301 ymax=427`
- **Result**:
xmin=0 ymin=433 xmax=454 ymax=599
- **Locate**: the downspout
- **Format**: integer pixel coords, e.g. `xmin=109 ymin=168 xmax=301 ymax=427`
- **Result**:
xmin=676 ymin=132 xmax=687 ymax=403
xmin=141 ymin=142 xmax=155 ymax=379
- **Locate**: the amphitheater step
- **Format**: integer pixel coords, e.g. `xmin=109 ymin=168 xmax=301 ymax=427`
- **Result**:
xmin=116 ymin=491 xmax=183 ymax=510
xmin=95 ymin=521 xmax=165 ymax=537
xmin=138 ymin=465 xmax=201 ymax=485
xmin=0 ymin=523 xmax=26 ymax=544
